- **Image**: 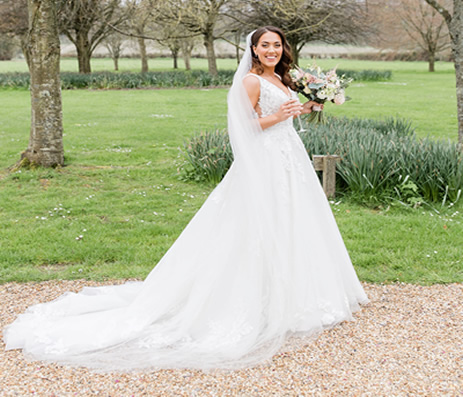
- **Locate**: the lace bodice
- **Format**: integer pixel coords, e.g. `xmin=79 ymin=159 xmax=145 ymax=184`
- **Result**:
xmin=246 ymin=73 xmax=299 ymax=132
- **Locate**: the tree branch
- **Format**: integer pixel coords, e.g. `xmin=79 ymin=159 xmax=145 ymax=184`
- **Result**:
xmin=423 ymin=0 xmax=452 ymax=24
xmin=106 ymin=21 xmax=200 ymax=41
xmin=215 ymin=35 xmax=244 ymax=51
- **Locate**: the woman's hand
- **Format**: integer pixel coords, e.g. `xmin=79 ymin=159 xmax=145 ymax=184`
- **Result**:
xmin=275 ymin=99 xmax=303 ymax=121
xmin=301 ymin=101 xmax=324 ymax=115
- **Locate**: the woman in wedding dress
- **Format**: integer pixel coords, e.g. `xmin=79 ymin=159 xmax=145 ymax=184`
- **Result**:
xmin=4 ymin=26 xmax=368 ymax=371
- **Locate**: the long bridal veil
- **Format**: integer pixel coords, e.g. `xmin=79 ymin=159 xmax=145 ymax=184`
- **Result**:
xmin=4 ymin=31 xmax=368 ymax=371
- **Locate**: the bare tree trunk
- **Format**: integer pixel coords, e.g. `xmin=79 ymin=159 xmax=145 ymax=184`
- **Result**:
xmin=114 ymin=56 xmax=119 ymax=71
xmin=137 ymin=36 xmax=148 ymax=73
xmin=292 ymin=50 xmax=299 ymax=66
xmin=288 ymin=37 xmax=302 ymax=65
xmin=173 ymin=51 xmax=178 ymax=69
xmin=428 ymin=52 xmax=435 ymax=72
xmin=75 ymin=32 xmax=92 ymax=74
xmin=450 ymin=1 xmax=463 ymax=146
xmin=203 ymin=31 xmax=217 ymax=76
xmin=22 ymin=0 xmax=63 ymax=167
xmin=235 ymin=31 xmax=240 ymax=65
xmin=182 ymin=43 xmax=192 ymax=70
xmin=424 ymin=0 xmax=463 ymax=146
xmin=20 ymin=36 xmax=31 ymax=70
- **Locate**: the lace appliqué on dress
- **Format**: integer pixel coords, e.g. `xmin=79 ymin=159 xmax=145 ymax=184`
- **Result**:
xmin=248 ymin=74 xmax=307 ymax=183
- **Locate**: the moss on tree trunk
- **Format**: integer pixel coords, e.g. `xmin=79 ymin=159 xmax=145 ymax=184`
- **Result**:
xmin=23 ymin=0 xmax=63 ymax=167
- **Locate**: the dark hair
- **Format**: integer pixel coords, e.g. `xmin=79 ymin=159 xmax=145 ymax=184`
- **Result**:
xmin=250 ymin=26 xmax=294 ymax=89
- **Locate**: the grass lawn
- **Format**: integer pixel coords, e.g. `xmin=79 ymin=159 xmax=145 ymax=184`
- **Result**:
xmin=0 ymin=57 xmax=458 ymax=141
xmin=0 ymin=56 xmax=455 ymax=74
xmin=0 ymin=59 xmax=461 ymax=284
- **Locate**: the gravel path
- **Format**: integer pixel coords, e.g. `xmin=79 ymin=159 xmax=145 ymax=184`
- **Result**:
xmin=1 ymin=281 xmax=462 ymax=396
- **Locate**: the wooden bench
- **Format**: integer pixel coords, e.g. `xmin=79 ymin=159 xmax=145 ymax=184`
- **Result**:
xmin=312 ymin=155 xmax=341 ymax=198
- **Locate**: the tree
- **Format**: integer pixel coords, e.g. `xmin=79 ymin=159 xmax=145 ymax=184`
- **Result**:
xmin=168 ymin=40 xmax=181 ymax=69
xmin=104 ymin=32 xmax=124 ymax=71
xmin=58 ymin=0 xmax=128 ymax=73
xmin=155 ymin=21 xmax=197 ymax=70
xmin=22 ymin=0 xmax=64 ymax=167
xmin=239 ymin=0 xmax=368 ymax=65
xmin=181 ymin=37 xmax=197 ymax=70
xmin=424 ymin=0 xmax=463 ymax=146
xmin=126 ymin=0 xmax=152 ymax=73
xmin=0 ymin=0 xmax=30 ymax=66
xmin=154 ymin=0 xmax=234 ymax=76
xmin=400 ymin=0 xmax=450 ymax=72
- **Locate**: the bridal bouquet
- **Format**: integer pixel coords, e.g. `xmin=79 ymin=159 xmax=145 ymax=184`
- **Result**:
xmin=290 ymin=64 xmax=352 ymax=123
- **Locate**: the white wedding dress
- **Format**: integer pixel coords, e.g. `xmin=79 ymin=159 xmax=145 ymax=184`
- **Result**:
xmin=4 ymin=35 xmax=368 ymax=371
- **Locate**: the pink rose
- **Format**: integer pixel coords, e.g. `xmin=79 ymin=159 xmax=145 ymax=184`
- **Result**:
xmin=334 ymin=92 xmax=345 ymax=105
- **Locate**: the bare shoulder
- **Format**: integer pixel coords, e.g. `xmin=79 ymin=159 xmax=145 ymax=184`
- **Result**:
xmin=243 ymin=74 xmax=260 ymax=90
xmin=243 ymin=74 xmax=260 ymax=105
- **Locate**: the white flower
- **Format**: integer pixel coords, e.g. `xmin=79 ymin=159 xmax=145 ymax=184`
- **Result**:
xmin=317 ymin=90 xmax=327 ymax=100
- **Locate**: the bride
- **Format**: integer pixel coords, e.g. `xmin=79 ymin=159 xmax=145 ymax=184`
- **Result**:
xmin=4 ymin=26 xmax=368 ymax=371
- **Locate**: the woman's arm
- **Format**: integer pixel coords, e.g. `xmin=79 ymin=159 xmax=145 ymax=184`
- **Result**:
xmin=243 ymin=75 xmax=303 ymax=130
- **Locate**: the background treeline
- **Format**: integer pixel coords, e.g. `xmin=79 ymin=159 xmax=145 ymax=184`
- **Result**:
xmin=0 ymin=0 xmax=453 ymax=74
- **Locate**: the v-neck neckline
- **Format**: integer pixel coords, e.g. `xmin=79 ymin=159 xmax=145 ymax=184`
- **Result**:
xmin=249 ymin=73 xmax=291 ymax=98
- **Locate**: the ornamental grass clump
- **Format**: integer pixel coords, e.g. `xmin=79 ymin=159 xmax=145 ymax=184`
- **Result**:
xmin=181 ymin=129 xmax=233 ymax=185
xmin=182 ymin=116 xmax=463 ymax=206
xmin=299 ymin=116 xmax=463 ymax=205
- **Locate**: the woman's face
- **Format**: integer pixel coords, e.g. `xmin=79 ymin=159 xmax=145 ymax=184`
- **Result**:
xmin=253 ymin=31 xmax=283 ymax=69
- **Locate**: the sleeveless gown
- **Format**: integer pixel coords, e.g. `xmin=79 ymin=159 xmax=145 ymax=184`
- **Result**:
xmin=4 ymin=73 xmax=368 ymax=371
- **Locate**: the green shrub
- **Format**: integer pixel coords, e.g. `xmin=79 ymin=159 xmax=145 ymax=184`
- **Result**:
xmin=181 ymin=116 xmax=463 ymax=206
xmin=0 ymin=68 xmax=390 ymax=89
xmin=0 ymin=70 xmax=236 ymax=89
